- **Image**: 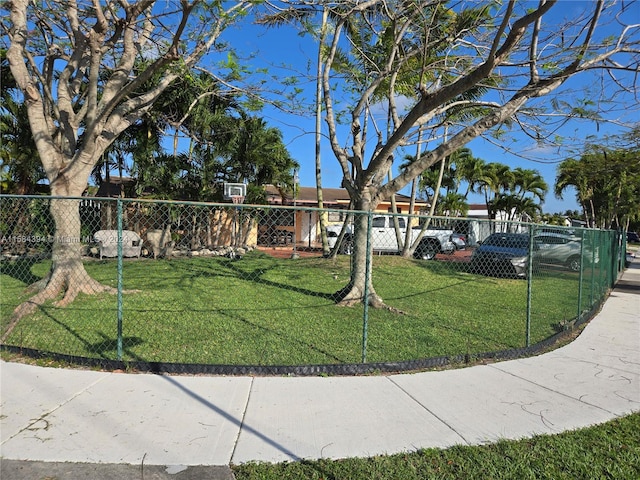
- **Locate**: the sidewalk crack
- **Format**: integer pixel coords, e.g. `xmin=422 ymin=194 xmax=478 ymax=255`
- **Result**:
xmin=229 ymin=376 xmax=254 ymax=462
xmin=1 ymin=373 xmax=109 ymax=445
xmin=386 ymin=376 xmax=470 ymax=445
xmin=487 ymin=364 xmax=618 ymax=415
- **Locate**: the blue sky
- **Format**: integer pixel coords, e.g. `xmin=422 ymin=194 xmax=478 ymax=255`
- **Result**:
xmin=208 ymin=1 xmax=639 ymax=215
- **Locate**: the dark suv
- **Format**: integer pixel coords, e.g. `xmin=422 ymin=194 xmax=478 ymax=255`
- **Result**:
xmin=470 ymin=233 xmax=529 ymax=277
xmin=627 ymin=231 xmax=640 ymax=243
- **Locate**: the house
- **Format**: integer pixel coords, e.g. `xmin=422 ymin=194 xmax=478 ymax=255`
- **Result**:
xmin=463 ymin=203 xmax=533 ymax=244
xmin=467 ymin=204 xmax=490 ymax=219
xmin=264 ymin=185 xmax=427 ymax=213
xmin=567 ymin=218 xmax=587 ymax=228
xmin=95 ymin=176 xmax=137 ymax=198
xmin=261 ymin=185 xmax=429 ymax=249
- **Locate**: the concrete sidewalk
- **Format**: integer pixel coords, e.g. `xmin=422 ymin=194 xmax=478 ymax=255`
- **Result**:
xmin=2 ymin=259 xmax=639 ymax=479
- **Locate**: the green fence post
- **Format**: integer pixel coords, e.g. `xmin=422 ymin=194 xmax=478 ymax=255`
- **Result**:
xmin=362 ymin=212 xmax=372 ymax=363
xmin=599 ymin=231 xmax=605 ymax=299
xmin=617 ymin=232 xmax=624 ymax=278
xmin=604 ymin=231 xmax=609 ymax=296
xmin=525 ymin=226 xmax=534 ymax=347
xmin=610 ymin=231 xmax=618 ymax=287
xmin=577 ymin=229 xmax=585 ymax=323
xmin=590 ymin=231 xmax=596 ymax=309
xmin=116 ymin=198 xmax=124 ymax=361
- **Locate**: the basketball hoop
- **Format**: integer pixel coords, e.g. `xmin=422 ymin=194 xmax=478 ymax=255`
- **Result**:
xmin=223 ymin=182 xmax=247 ymax=203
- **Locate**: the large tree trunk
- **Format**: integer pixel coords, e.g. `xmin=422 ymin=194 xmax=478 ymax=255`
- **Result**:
xmin=4 ymin=190 xmax=119 ymax=338
xmin=315 ymin=7 xmax=330 ymax=257
xmin=334 ymin=190 xmax=387 ymax=309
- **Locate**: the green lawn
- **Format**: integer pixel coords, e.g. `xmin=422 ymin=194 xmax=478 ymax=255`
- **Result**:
xmin=1 ymin=251 xmax=590 ymax=366
xmin=232 ymin=413 xmax=640 ymax=480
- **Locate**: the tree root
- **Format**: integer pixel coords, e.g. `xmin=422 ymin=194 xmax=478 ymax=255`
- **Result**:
xmin=54 ymin=276 xmax=118 ymax=308
xmin=334 ymin=284 xmax=406 ymax=314
xmin=2 ymin=268 xmax=138 ymax=343
xmin=25 ymin=275 xmax=51 ymax=294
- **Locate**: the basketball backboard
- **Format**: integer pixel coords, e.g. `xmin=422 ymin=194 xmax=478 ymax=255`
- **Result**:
xmin=223 ymin=182 xmax=246 ymax=200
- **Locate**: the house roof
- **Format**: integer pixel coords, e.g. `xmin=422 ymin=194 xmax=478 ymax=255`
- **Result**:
xmin=468 ymin=204 xmax=487 ymax=211
xmin=264 ymin=185 xmax=427 ymax=208
xmin=96 ymin=176 xmax=136 ymax=198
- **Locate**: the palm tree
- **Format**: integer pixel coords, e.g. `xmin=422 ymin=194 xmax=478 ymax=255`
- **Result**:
xmin=555 ymin=157 xmax=594 ymax=227
xmin=447 ymin=147 xmax=474 ymax=195
xmin=516 ymin=197 xmax=543 ymax=222
xmin=226 ymin=114 xmax=299 ymax=194
xmin=512 ymin=167 xmax=548 ymax=205
xmin=476 ymin=163 xmax=513 ymax=219
xmin=556 ymin=146 xmax=640 ymax=229
xmin=419 ymin=164 xmax=446 ymax=208
xmin=440 ymin=192 xmax=469 ymax=217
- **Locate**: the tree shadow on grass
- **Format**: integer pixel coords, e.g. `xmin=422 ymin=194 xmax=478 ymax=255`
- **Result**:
xmin=385 ymin=277 xmax=479 ymax=301
xmin=117 ymin=256 xmax=356 ymax=364
xmin=27 ymin=255 xmax=354 ymax=365
xmin=383 ymin=273 xmax=527 ymax=351
xmin=0 ymin=256 xmax=47 ymax=286
xmin=30 ymin=306 xmax=145 ymax=361
xmin=412 ymin=257 xmax=475 ymax=277
xmin=168 ymin=256 xmax=337 ymax=302
xmin=215 ymin=308 xmax=353 ymax=364
xmin=85 ymin=331 xmax=145 ymax=360
xmin=117 ymin=302 xmax=354 ymax=364
xmin=421 ymin=318 xmax=521 ymax=351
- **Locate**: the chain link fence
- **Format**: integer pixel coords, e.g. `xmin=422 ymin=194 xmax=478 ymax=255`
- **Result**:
xmin=0 ymin=194 xmax=626 ymax=374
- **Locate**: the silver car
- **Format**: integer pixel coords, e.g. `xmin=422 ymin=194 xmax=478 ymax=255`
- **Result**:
xmin=533 ymin=232 xmax=592 ymax=272
xmin=451 ymin=233 xmax=467 ymax=250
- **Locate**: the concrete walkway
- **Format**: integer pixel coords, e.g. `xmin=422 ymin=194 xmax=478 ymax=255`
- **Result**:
xmin=2 ymin=258 xmax=639 ymax=479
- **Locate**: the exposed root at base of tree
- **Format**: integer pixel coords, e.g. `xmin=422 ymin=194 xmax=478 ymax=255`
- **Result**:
xmin=2 ymin=270 xmax=139 ymax=343
xmin=334 ymin=285 xmax=406 ymax=314
xmin=25 ymin=276 xmax=50 ymax=294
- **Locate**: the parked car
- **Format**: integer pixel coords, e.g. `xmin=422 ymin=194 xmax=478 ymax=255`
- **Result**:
xmin=533 ymin=232 xmax=586 ymax=272
xmin=627 ymin=231 xmax=640 ymax=243
xmin=626 ymin=250 xmax=636 ymax=267
xmin=470 ymin=233 xmax=530 ymax=277
xmin=326 ymin=216 xmax=455 ymax=259
xmin=326 ymin=228 xmax=350 ymax=253
xmin=451 ymin=233 xmax=467 ymax=250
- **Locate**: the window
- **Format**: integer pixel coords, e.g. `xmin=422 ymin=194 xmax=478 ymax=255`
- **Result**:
xmin=372 ymin=217 xmax=386 ymax=228
xmin=537 ymin=235 xmax=567 ymax=245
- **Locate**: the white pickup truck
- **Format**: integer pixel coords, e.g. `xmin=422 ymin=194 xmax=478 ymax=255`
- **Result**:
xmin=327 ymin=215 xmax=455 ymax=260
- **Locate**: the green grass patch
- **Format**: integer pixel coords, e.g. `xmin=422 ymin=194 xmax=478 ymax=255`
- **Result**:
xmin=232 ymin=413 xmax=640 ymax=480
xmin=1 ymin=252 xmax=589 ymax=365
